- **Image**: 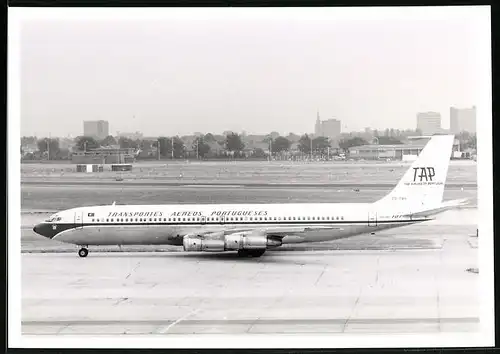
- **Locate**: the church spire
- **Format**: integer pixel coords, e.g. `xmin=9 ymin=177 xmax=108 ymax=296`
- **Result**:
xmin=315 ymin=109 xmax=321 ymax=136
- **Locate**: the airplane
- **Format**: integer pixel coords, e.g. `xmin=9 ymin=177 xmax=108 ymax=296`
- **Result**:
xmin=33 ymin=135 xmax=468 ymax=258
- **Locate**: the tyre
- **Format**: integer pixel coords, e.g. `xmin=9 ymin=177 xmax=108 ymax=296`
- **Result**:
xmin=78 ymin=248 xmax=89 ymax=258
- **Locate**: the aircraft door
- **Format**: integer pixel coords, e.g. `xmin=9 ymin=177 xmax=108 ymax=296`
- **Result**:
xmin=74 ymin=211 xmax=84 ymax=229
xmin=368 ymin=211 xmax=377 ymax=227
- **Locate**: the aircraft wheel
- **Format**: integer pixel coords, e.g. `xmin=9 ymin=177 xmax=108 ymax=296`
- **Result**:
xmin=78 ymin=248 xmax=89 ymax=258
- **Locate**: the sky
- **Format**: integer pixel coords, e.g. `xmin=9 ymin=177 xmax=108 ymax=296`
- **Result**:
xmin=18 ymin=7 xmax=489 ymax=138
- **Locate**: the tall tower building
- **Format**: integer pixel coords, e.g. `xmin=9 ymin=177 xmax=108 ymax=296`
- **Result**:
xmin=450 ymin=106 xmax=476 ymax=134
xmin=83 ymin=120 xmax=109 ymax=140
xmin=321 ymin=119 xmax=341 ymax=139
xmin=416 ymin=112 xmax=442 ymax=135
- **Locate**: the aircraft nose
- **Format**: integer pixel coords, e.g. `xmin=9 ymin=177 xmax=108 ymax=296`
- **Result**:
xmin=33 ymin=223 xmax=51 ymax=238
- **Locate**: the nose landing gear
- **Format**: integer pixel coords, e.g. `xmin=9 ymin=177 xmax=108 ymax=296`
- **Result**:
xmin=78 ymin=247 xmax=89 ymax=258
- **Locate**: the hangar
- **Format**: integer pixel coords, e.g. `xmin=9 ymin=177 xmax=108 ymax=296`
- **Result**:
xmin=348 ymin=136 xmax=460 ymax=160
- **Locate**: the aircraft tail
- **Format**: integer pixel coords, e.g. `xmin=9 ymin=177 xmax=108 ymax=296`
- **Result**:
xmin=374 ymin=135 xmax=455 ymax=210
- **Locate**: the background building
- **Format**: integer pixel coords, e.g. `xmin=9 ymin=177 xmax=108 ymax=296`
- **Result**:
xmin=83 ymin=120 xmax=109 ymax=140
xmin=349 ymin=135 xmax=460 ymax=160
xmin=450 ymin=106 xmax=476 ymax=134
xmin=117 ymin=131 xmax=143 ymax=141
xmin=71 ymin=147 xmax=135 ymax=164
xmin=416 ymin=112 xmax=442 ymax=135
xmin=314 ymin=112 xmax=341 ymax=139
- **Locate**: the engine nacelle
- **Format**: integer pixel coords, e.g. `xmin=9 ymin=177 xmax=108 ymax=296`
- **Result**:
xmin=183 ymin=237 xmax=225 ymax=252
xmin=183 ymin=233 xmax=282 ymax=252
xmin=224 ymin=234 xmax=282 ymax=250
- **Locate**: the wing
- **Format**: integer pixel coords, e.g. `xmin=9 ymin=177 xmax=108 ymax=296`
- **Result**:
xmin=183 ymin=225 xmax=344 ymax=240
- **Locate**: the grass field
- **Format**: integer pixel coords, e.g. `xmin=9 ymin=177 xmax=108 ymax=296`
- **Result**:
xmin=21 ymin=160 xmax=477 ymax=185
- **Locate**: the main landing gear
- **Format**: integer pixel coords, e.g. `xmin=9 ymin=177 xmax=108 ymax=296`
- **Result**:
xmin=238 ymin=249 xmax=266 ymax=258
xmin=78 ymin=247 xmax=89 ymax=258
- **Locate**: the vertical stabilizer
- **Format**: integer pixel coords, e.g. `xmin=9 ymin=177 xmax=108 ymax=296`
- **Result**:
xmin=375 ymin=135 xmax=455 ymax=210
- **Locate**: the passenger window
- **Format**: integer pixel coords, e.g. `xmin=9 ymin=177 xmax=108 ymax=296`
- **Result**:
xmin=92 ymin=219 xmax=94 ymax=222
xmin=312 ymin=217 xmax=315 ymax=220
xmin=341 ymin=216 xmax=344 ymax=220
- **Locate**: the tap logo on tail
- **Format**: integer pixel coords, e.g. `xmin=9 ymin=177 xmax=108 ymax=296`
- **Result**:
xmin=406 ymin=166 xmax=442 ymax=186
xmin=413 ymin=167 xmax=435 ymax=182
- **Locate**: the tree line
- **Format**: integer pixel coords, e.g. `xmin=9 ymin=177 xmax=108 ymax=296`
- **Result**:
xmin=21 ymin=131 xmax=478 ymax=160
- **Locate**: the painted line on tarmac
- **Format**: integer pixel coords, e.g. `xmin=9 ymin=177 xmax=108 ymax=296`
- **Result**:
xmin=22 ymin=317 xmax=479 ymax=326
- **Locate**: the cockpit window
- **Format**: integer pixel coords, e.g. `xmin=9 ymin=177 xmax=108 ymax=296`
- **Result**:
xmin=45 ymin=216 xmax=61 ymax=222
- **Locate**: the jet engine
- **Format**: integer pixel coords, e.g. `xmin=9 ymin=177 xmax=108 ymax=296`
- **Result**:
xmin=183 ymin=233 xmax=282 ymax=252
xmin=224 ymin=233 xmax=282 ymax=250
xmin=183 ymin=232 xmax=225 ymax=252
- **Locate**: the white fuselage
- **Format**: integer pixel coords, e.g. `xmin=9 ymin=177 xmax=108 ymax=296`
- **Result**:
xmin=40 ymin=202 xmax=429 ymax=246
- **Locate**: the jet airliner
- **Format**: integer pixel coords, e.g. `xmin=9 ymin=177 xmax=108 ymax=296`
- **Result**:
xmin=33 ymin=135 xmax=467 ymax=258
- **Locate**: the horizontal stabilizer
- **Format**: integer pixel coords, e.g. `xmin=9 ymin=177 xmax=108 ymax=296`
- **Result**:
xmin=410 ymin=198 xmax=471 ymax=218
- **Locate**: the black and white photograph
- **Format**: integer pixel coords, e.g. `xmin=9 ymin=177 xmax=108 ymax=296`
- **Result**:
xmin=8 ymin=6 xmax=494 ymax=349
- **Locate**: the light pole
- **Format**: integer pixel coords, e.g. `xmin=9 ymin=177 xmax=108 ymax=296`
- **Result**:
xmin=268 ymin=137 xmax=272 ymax=162
xmin=46 ymin=139 xmax=50 ymax=160
xmin=157 ymin=139 xmax=161 ymax=161
xmin=196 ymin=138 xmax=199 ymax=160
xmin=171 ymin=137 xmax=174 ymax=160
xmin=310 ymin=137 xmax=312 ymax=161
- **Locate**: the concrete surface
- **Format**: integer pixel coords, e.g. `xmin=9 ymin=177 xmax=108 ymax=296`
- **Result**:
xmin=21 ymin=209 xmax=478 ymax=335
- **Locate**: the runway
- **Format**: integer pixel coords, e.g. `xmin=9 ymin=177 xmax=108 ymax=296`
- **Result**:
xmin=21 ymin=209 xmax=478 ymax=335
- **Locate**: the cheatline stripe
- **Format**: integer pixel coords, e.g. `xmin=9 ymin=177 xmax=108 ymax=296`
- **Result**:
xmin=48 ymin=219 xmax=427 ymax=235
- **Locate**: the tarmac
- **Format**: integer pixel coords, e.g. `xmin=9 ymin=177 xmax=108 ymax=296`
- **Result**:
xmin=21 ymin=208 xmax=478 ymax=335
